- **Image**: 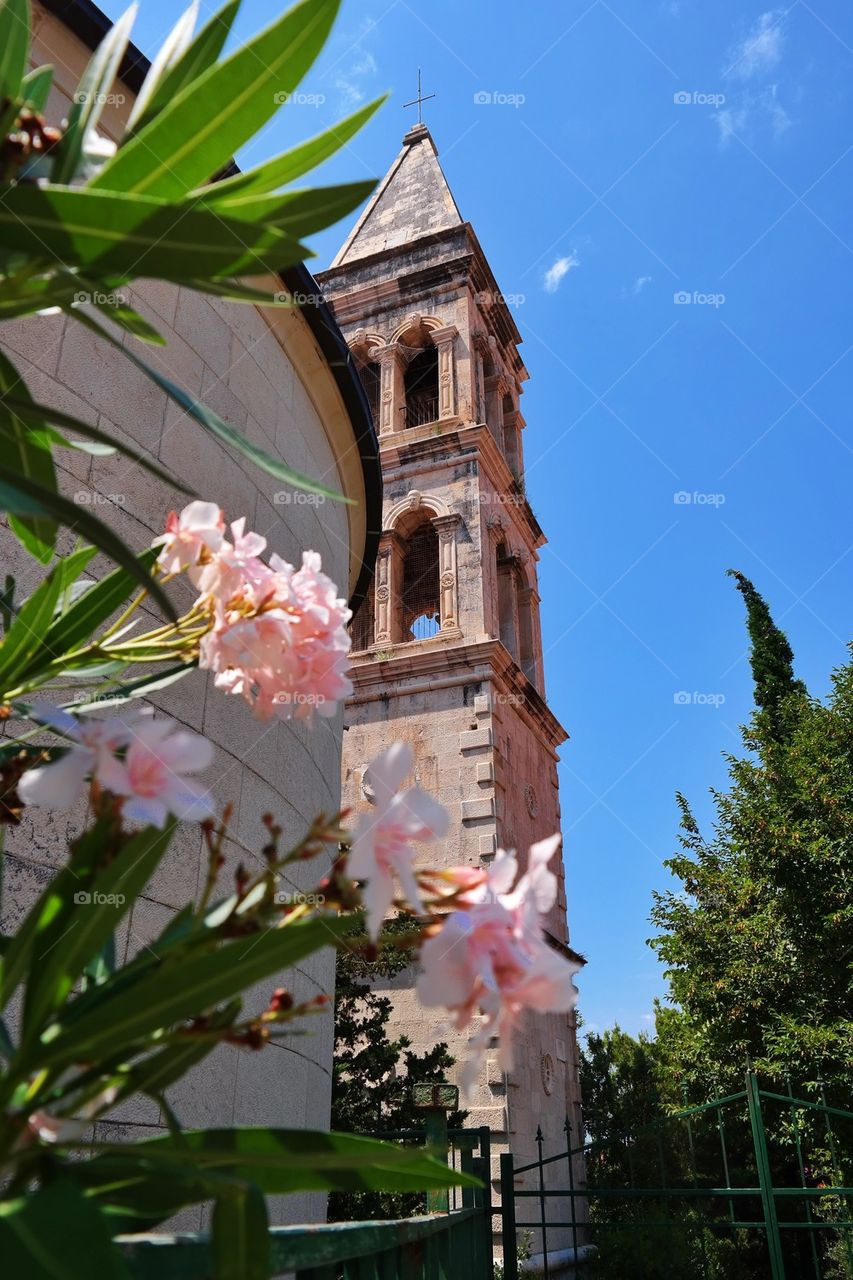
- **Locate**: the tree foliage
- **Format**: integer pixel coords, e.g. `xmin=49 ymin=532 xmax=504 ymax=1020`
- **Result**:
xmin=329 ymin=919 xmax=466 ymax=1221
xmin=650 ymin=572 xmax=852 ymax=1102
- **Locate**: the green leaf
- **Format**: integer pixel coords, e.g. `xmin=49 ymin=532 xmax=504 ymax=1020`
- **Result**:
xmin=0 ymin=546 xmax=94 ymax=693
xmin=0 ymin=184 xmax=307 ymax=280
xmin=73 ymin=310 xmax=351 ymax=502
xmin=67 ymin=662 xmax=195 ymax=711
xmin=183 ymin=278 xmax=296 ymax=306
xmin=0 ymin=0 xmax=29 ymax=102
xmin=21 ymin=64 xmax=54 ymax=112
xmin=88 ymin=296 xmax=166 ymax=345
xmin=212 ymin=1183 xmax=270 ymax=1280
xmin=124 ymin=0 xmax=199 ymax=134
xmin=91 ymin=0 xmax=339 ymax=200
xmin=40 ymin=915 xmax=351 ymax=1069
xmin=37 ymin=547 xmax=158 ymax=662
xmin=129 ymin=0 xmax=240 ymax=135
xmin=85 ymin=1127 xmax=481 ymax=1196
xmin=0 ymin=350 xmax=58 ymax=563
xmin=0 ymin=1179 xmax=131 ymax=1279
xmin=195 ymin=97 xmax=385 ymax=201
xmin=22 ymin=822 xmax=176 ymax=1040
xmin=0 ymin=395 xmax=194 ymax=494
xmin=51 ymin=4 xmax=138 ymax=186
xmin=0 ymin=471 xmax=177 ymax=623
xmin=207 ymin=180 xmax=376 ymax=236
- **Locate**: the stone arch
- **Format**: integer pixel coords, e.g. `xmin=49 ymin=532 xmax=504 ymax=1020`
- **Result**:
xmin=389 ymin=313 xmax=445 ymax=345
xmin=384 ymin=489 xmax=451 ymax=531
xmin=371 ymin=491 xmax=461 ymax=643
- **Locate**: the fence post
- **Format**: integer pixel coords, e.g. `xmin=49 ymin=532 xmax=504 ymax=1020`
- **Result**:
xmin=746 ymin=1071 xmax=786 ymax=1280
xmin=500 ymin=1152 xmax=519 ymax=1280
xmin=564 ymin=1115 xmax=579 ymax=1265
xmin=536 ymin=1126 xmax=549 ymax=1280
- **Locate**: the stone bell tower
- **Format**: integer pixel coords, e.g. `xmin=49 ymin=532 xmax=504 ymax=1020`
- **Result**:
xmin=316 ymin=124 xmax=584 ymax=1206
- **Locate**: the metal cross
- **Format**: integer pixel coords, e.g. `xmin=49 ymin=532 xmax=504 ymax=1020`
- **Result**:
xmin=403 ymin=68 xmax=435 ymax=124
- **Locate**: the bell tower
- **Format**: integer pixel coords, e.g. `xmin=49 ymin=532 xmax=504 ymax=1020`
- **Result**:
xmin=317 ymin=123 xmax=584 ymax=1201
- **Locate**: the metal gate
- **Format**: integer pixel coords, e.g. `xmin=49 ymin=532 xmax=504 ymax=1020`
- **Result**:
xmin=498 ymin=1072 xmax=853 ymax=1279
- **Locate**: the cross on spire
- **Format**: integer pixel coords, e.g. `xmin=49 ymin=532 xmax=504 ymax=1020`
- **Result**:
xmin=403 ymin=68 xmax=435 ymax=124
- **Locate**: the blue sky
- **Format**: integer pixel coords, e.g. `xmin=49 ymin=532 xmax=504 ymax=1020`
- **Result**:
xmin=122 ymin=0 xmax=853 ymax=1039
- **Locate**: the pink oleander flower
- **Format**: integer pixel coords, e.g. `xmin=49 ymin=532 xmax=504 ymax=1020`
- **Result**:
xmin=416 ymin=836 xmax=581 ymax=1097
xmin=153 ymin=500 xmax=225 ymax=575
xmin=348 ymin=742 xmax=450 ymax=940
xmin=18 ymin=705 xmax=214 ymax=829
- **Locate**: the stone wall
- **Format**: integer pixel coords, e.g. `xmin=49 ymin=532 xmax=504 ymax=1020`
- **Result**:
xmin=0 ymin=2 xmax=375 ymax=1228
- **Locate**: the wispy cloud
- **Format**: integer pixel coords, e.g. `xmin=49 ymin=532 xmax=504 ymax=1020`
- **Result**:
xmin=335 ymin=51 xmax=378 ymax=108
xmin=544 ymin=252 xmax=580 ymax=294
xmin=719 ymin=10 xmax=792 ymax=144
xmin=633 ymin=275 xmax=653 ymax=295
xmin=725 ymin=10 xmax=786 ymax=80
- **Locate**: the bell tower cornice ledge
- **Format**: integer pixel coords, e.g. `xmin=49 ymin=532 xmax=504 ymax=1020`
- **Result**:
xmin=346 ymin=637 xmax=568 ymax=754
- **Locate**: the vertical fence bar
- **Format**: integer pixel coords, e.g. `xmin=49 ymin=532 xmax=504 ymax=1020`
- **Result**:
xmin=564 ymin=1114 xmax=579 ymax=1266
xmin=478 ymin=1128 xmax=495 ymax=1280
xmin=536 ymin=1126 xmax=550 ymax=1280
xmin=818 ymin=1078 xmax=853 ymax=1275
xmin=746 ymin=1071 xmax=786 ymax=1280
xmin=786 ymin=1075 xmax=821 ymax=1279
xmin=500 ymin=1152 xmax=519 ymax=1280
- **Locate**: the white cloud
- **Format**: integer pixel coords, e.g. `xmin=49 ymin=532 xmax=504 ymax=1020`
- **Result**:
xmin=543 ymin=252 xmax=580 ymax=294
xmin=716 ymin=85 xmax=791 ymax=145
xmin=633 ymin=275 xmax=653 ymax=295
xmin=335 ymin=51 xmax=377 ymax=108
xmin=725 ymin=10 xmax=786 ymax=80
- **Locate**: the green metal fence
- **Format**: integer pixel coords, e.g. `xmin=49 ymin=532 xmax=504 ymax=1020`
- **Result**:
xmin=498 ymin=1072 xmax=853 ymax=1280
xmin=120 ymin=1125 xmax=495 ymax=1280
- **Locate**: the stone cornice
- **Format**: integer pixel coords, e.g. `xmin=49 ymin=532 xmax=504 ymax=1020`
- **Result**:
xmin=347 ymin=636 xmax=568 ymax=753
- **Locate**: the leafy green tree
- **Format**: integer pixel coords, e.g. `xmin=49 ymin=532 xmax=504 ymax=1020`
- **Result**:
xmin=329 ymin=920 xmax=466 ymax=1221
xmin=650 ymin=572 xmax=852 ymax=1103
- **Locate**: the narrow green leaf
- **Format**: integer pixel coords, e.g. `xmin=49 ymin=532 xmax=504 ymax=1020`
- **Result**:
xmin=52 ymin=4 xmax=138 ymax=186
xmin=0 ymin=546 xmax=93 ymax=692
xmin=85 ymin=1127 xmax=482 ymax=1195
xmin=21 ymin=64 xmax=54 ymax=112
xmin=91 ymin=0 xmax=340 ymax=199
xmin=0 ymin=471 xmax=177 ymax=622
xmin=37 ymin=547 xmax=158 ymax=662
xmin=73 ymin=310 xmax=351 ymax=502
xmin=183 ymin=278 xmax=295 ymax=306
xmin=0 ymin=0 xmax=29 ymax=102
xmin=0 ymin=1179 xmax=131 ymax=1279
xmin=130 ymin=0 xmax=240 ymax=135
xmin=0 ymin=184 xmax=307 ymax=280
xmin=195 ymin=97 xmax=385 ymax=201
xmin=0 ymin=395 xmax=194 ymax=495
xmin=88 ymin=296 xmax=167 ymax=345
xmin=22 ymin=822 xmax=176 ymax=1039
xmin=40 ymin=915 xmax=351 ymax=1069
xmin=67 ymin=662 xmax=195 ymax=712
xmin=0 ymin=350 xmax=57 ymax=562
xmin=125 ymin=0 xmax=199 ymax=133
xmin=212 ymin=1183 xmax=270 ymax=1280
xmin=207 ymin=180 xmax=376 ymax=236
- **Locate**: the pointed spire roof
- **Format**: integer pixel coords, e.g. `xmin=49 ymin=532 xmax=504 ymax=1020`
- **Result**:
xmin=330 ymin=124 xmax=464 ymax=267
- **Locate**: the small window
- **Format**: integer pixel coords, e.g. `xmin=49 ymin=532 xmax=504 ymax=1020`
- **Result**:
xmin=401 ymin=521 xmax=440 ymax=640
xmin=359 ymin=360 xmax=381 ymax=428
xmin=350 ymin=582 xmax=375 ymax=651
xmin=402 ymin=347 xmax=439 ymax=428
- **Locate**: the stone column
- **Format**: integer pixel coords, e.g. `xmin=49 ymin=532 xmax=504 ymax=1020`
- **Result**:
xmin=431 ymin=513 xmax=461 ymax=631
xmin=373 ymin=530 xmax=405 ymax=644
xmin=371 ymin=343 xmax=406 ymax=436
xmin=429 ymin=325 xmax=458 ymax=421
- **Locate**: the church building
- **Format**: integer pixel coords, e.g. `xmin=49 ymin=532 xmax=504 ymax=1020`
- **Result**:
xmin=317 ymin=122 xmax=585 ymax=1201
